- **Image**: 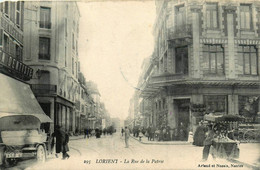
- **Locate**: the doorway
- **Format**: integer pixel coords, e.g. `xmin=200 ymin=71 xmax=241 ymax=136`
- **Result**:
xmin=174 ymin=99 xmax=190 ymax=141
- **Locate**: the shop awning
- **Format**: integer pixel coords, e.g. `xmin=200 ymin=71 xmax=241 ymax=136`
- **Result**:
xmin=0 ymin=74 xmax=52 ymax=123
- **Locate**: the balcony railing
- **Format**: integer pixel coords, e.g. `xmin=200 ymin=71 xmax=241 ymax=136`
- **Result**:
xmin=39 ymin=21 xmax=51 ymax=29
xmin=0 ymin=50 xmax=33 ymax=81
xmin=31 ymin=84 xmax=57 ymax=95
xmin=150 ymin=73 xmax=188 ymax=84
xmin=168 ymin=24 xmax=192 ymax=40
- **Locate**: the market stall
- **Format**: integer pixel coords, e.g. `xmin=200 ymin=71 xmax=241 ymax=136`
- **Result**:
xmin=204 ymin=113 xmax=244 ymax=159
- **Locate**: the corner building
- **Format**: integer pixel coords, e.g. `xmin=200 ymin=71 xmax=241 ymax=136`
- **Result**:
xmin=23 ymin=1 xmax=80 ymax=133
xmin=140 ymin=0 xmax=260 ymax=141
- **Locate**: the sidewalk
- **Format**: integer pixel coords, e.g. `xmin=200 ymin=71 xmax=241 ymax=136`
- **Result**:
xmin=70 ymin=135 xmax=84 ymax=140
xmin=131 ymin=134 xmax=260 ymax=169
xmin=230 ymin=143 xmax=260 ymax=169
xmin=130 ymin=134 xmax=191 ymax=145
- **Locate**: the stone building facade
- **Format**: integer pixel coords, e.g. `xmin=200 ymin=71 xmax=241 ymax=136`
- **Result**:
xmin=139 ymin=0 xmax=260 ymax=141
xmin=23 ymin=1 xmax=80 ymax=133
xmin=0 ymin=1 xmax=30 ymax=80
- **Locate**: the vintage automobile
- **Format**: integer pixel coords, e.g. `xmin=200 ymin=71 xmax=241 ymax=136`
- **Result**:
xmin=0 ymin=73 xmax=53 ymax=167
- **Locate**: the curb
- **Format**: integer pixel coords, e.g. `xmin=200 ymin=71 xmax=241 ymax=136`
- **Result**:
xmin=130 ymin=135 xmax=192 ymax=145
xmin=70 ymin=136 xmax=84 ymax=141
xmin=229 ymin=158 xmax=260 ymax=170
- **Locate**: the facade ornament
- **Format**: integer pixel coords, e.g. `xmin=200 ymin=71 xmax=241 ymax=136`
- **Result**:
xmin=223 ymin=5 xmax=237 ymax=13
xmin=190 ymin=5 xmax=202 ymax=13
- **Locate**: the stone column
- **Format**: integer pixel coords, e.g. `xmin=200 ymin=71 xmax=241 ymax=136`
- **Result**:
xmin=190 ymin=6 xmax=202 ymax=79
xmin=228 ymin=95 xmax=238 ymax=115
xmin=167 ymin=96 xmax=175 ymax=129
xmin=225 ymin=7 xmax=237 ymax=79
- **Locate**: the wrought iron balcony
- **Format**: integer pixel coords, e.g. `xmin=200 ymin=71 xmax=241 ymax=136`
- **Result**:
xmin=168 ymin=24 xmax=192 ymax=40
xmin=0 ymin=50 xmax=33 ymax=81
xmin=31 ymin=84 xmax=57 ymax=95
xmin=39 ymin=21 xmax=51 ymax=29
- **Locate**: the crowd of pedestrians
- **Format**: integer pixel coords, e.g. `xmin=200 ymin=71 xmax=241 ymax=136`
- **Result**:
xmin=83 ymin=126 xmax=116 ymax=139
xmin=132 ymin=122 xmax=189 ymax=141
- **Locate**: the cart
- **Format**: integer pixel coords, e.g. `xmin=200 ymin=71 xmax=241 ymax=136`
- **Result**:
xmin=204 ymin=113 xmax=244 ymax=159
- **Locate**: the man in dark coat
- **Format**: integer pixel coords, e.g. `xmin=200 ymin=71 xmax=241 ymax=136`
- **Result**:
xmin=52 ymin=125 xmax=70 ymax=160
xmin=202 ymin=124 xmax=214 ymax=161
xmin=147 ymin=126 xmax=151 ymax=141
xmin=193 ymin=121 xmax=206 ymax=146
xmin=179 ymin=122 xmax=186 ymax=141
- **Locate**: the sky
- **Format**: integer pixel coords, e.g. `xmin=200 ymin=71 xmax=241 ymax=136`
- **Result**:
xmin=77 ymin=1 xmax=156 ymax=120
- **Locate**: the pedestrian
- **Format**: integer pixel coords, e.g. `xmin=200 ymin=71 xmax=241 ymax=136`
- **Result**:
xmin=202 ymin=124 xmax=214 ymax=161
xmin=121 ymin=128 xmax=124 ymax=136
xmin=151 ymin=126 xmax=156 ymax=141
xmin=193 ymin=121 xmax=206 ymax=146
xmin=147 ymin=126 xmax=151 ymax=141
xmin=179 ymin=122 xmax=186 ymax=141
xmin=51 ymin=125 xmax=70 ymax=160
xmin=84 ymin=128 xmax=87 ymax=139
xmin=86 ymin=128 xmax=89 ymax=138
xmin=95 ymin=128 xmax=100 ymax=138
xmin=173 ymin=128 xmax=178 ymax=141
xmin=124 ymin=126 xmax=130 ymax=148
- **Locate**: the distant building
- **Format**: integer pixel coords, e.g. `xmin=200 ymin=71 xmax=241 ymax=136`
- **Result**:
xmin=86 ymin=81 xmax=101 ymax=129
xmin=111 ymin=117 xmax=120 ymax=132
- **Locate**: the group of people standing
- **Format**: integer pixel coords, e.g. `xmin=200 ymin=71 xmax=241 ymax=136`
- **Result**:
xmin=132 ymin=122 xmax=188 ymax=141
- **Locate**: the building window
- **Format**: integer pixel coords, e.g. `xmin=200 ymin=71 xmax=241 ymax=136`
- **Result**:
xmin=65 ymin=46 xmax=67 ymax=67
xmin=175 ymin=46 xmax=188 ymax=74
xmin=240 ymin=4 xmax=252 ymax=30
xmin=72 ymin=57 xmax=74 ymax=75
xmin=0 ymin=30 xmax=2 ymax=46
xmin=39 ymin=37 xmax=50 ymax=60
xmin=164 ymin=52 xmax=167 ymax=72
xmin=76 ymin=40 xmax=78 ymax=55
xmin=238 ymin=45 xmax=258 ymax=75
xmin=4 ymin=35 xmax=9 ymax=54
xmin=15 ymin=45 xmax=22 ymax=61
xmin=175 ymin=5 xmax=186 ymax=27
xmin=39 ymin=70 xmax=50 ymax=84
xmin=202 ymin=44 xmax=224 ymax=75
xmin=72 ymin=33 xmax=75 ymax=50
xmin=10 ymin=2 xmax=15 ymax=23
xmin=16 ymin=1 xmax=21 ymax=27
xmin=65 ymin=18 xmax=67 ymax=37
xmin=204 ymin=95 xmax=227 ymax=114
xmin=75 ymin=61 xmax=77 ymax=78
xmin=0 ymin=3 xmax=3 ymax=12
xmin=239 ymin=96 xmax=259 ymax=122
xmin=206 ymin=3 xmax=218 ymax=29
xmin=160 ymin=58 xmax=163 ymax=73
xmin=40 ymin=7 xmax=51 ymax=29
xmin=4 ymin=1 xmax=9 ymax=16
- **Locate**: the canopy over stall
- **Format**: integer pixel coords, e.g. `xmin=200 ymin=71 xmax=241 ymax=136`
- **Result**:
xmin=204 ymin=113 xmax=245 ymax=122
xmin=0 ymin=74 xmax=52 ymax=131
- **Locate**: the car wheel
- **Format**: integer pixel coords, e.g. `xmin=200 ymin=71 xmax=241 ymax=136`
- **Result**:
xmin=36 ymin=145 xmax=46 ymax=163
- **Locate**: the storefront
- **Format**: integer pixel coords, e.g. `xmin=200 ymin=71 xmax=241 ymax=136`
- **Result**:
xmin=151 ymin=81 xmax=260 ymax=141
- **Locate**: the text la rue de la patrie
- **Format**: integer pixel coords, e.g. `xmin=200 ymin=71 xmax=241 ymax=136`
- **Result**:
xmin=83 ymin=159 xmax=164 ymax=165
